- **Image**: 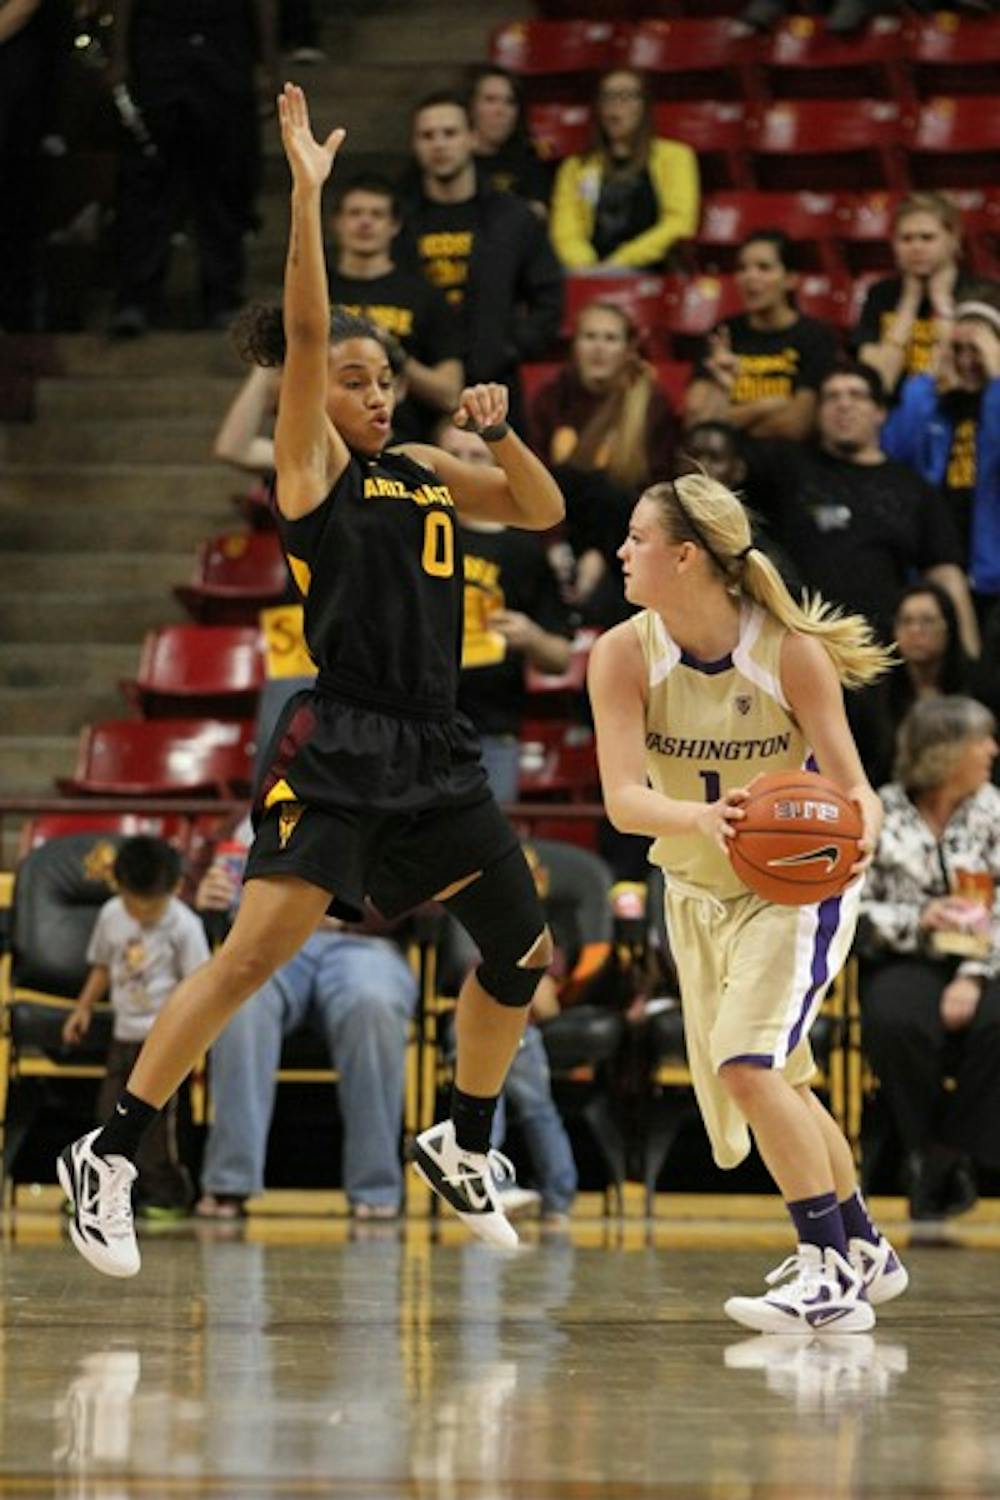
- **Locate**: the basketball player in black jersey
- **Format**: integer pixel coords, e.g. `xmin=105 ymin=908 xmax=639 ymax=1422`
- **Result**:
xmin=58 ymin=84 xmax=566 ymax=1277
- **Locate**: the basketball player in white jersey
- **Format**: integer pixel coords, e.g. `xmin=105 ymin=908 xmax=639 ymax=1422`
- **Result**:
xmin=589 ymin=473 xmax=908 ymax=1333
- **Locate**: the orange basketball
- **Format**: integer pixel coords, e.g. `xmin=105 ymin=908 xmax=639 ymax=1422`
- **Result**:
xmin=729 ymin=770 xmax=863 ymax=906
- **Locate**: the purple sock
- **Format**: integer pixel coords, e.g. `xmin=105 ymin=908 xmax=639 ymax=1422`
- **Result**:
xmin=839 ymin=1187 xmax=881 ymax=1246
xmin=787 ymin=1191 xmax=849 ymax=1258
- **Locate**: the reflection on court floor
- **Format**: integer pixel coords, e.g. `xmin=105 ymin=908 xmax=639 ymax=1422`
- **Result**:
xmin=2 ymin=1210 xmax=1000 ymax=1498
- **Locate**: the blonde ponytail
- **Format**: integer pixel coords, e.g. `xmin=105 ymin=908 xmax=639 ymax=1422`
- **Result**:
xmin=650 ymin=473 xmax=897 ymax=690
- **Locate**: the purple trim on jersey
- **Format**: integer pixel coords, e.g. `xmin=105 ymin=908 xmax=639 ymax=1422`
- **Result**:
xmin=786 ymin=894 xmax=842 ymax=1055
xmin=679 ymin=649 xmax=733 ymax=675
xmin=721 ymin=1053 xmax=774 ymax=1068
xmin=804 ymin=752 xmax=819 ymax=772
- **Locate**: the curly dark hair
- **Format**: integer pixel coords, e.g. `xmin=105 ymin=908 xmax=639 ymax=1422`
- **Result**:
xmin=231 ymin=304 xmax=397 ymax=369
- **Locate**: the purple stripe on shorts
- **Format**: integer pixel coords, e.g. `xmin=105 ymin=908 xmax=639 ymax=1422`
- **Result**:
xmin=721 ymin=1053 xmax=774 ymax=1068
xmin=786 ymin=894 xmax=841 ymax=1055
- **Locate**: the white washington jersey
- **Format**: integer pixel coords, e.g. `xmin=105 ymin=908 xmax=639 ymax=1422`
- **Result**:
xmin=633 ymin=601 xmax=810 ymax=899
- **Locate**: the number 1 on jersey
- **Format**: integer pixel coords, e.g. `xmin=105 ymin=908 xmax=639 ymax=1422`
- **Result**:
xmin=699 ymin=770 xmax=721 ymax=802
xmin=422 ymin=510 xmax=454 ymax=578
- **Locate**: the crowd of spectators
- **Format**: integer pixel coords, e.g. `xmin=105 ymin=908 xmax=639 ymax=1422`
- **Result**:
xmin=8 ymin=7 xmax=1000 ymax=1221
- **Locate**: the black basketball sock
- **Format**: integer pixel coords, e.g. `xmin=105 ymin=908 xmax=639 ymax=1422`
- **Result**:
xmin=93 ymin=1090 xmax=160 ymax=1162
xmin=451 ymin=1086 xmax=498 ymax=1156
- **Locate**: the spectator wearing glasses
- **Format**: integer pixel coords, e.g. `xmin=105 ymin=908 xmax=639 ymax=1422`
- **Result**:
xmin=550 ymin=68 xmax=699 ymax=273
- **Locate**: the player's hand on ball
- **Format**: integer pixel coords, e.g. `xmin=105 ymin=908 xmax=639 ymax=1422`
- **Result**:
xmin=848 ymin=792 xmax=882 ymax=878
xmin=696 ymin=786 xmax=749 ymax=856
xmin=453 ymin=384 xmax=509 ymax=435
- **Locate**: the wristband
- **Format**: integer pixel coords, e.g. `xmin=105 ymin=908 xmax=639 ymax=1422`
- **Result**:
xmin=476 ymin=421 xmax=510 ymax=443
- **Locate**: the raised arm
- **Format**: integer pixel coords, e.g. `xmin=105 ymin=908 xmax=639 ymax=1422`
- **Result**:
xmin=402 ymin=384 xmax=564 ymax=531
xmin=213 ymin=366 xmax=280 ymax=474
xmin=273 ymin=84 xmax=347 ymax=520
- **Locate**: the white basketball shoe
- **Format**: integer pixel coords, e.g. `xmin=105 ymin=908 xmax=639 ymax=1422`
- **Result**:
xmin=849 ymin=1234 xmax=909 ymax=1306
xmin=412 ymin=1120 xmax=519 ymax=1249
xmin=57 ymin=1129 xmax=141 ymax=1278
xmin=724 ymin=1244 xmax=875 ymax=1333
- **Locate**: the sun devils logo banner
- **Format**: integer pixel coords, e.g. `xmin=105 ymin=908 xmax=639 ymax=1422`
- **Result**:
xmin=734 ymin=694 xmax=752 ymax=716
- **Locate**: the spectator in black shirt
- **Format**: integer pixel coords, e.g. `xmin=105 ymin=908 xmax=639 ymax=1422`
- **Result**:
xmin=467 ymin=65 xmax=553 ymax=220
xmin=853 ymin=192 xmax=979 ymax=401
xmin=684 ymin=229 xmax=838 ymax=444
xmin=328 ymin=172 xmax=463 ymax=440
xmin=849 ymin=581 xmax=973 ymax=790
xmin=439 ymin=422 xmax=572 ymax=804
xmin=752 ymin=363 xmax=979 ymax=655
xmin=398 ymin=90 xmax=563 ymax=430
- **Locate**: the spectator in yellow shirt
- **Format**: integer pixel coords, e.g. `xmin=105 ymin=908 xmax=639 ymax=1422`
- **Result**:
xmin=550 ymin=68 xmax=699 ymax=273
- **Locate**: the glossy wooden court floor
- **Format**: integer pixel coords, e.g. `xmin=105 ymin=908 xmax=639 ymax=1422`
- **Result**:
xmin=3 ymin=1197 xmax=1000 ymax=1499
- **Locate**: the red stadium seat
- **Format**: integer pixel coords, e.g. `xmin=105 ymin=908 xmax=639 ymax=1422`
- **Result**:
xmin=521 ymin=361 xmax=561 ymax=410
xmin=652 ymin=100 xmax=754 ymax=190
xmin=748 ymin=99 xmax=907 ymax=191
xmin=57 ymin=719 xmax=256 ymax=798
xmin=762 ymin=16 xmax=910 ymax=104
xmin=528 ymin=102 xmax=591 ymax=161
xmin=904 ymin=95 xmax=1000 ymax=190
xmin=174 ymin=530 xmax=290 ymax=626
xmin=619 ymin=19 xmax=762 ymax=102
xmin=663 ymin=274 xmax=744 ymax=346
xmin=561 ymin=272 xmax=669 ymax=345
xmin=490 ymin=19 xmax=620 ymax=78
xmin=519 ymin=720 xmax=600 ymax=802
xmin=653 ymin=359 xmax=693 ymax=409
xmin=908 ymin=13 xmax=1000 ymax=98
xmin=16 ymin=813 xmax=191 ymax=862
xmin=695 ymin=190 xmax=844 ymax=276
xmin=795 ymin=273 xmax=853 ymax=330
xmin=120 ymin=625 xmax=267 ymax=720
xmin=525 ymin=628 xmax=600 ymax=716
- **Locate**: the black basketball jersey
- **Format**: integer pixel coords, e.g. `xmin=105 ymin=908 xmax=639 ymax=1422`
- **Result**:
xmin=276 ymin=448 xmax=464 ymax=717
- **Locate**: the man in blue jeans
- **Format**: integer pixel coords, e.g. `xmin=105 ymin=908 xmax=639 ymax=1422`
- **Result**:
xmin=193 ymin=817 xmax=417 ymax=1220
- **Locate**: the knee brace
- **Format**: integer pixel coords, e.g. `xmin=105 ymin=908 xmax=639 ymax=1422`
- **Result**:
xmin=443 ymin=845 xmax=552 ymax=1008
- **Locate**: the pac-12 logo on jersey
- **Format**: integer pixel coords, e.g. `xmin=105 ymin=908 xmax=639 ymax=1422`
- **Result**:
xmin=734 ymin=693 xmax=753 ymax=715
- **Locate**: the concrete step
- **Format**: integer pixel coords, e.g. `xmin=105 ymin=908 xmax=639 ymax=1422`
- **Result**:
xmin=0 ymin=687 xmax=125 ymax=736
xmin=2 ymin=418 xmax=224 ymax=466
xmin=0 ymin=466 xmax=238 ymax=510
xmin=0 ymin=736 xmax=79 ymax=795
xmin=50 ymin=333 xmax=245 ymax=379
xmin=0 ymin=592 xmax=185 ymax=644
xmin=35 ymin=376 xmax=243 ymax=422
xmin=0 ymin=504 xmax=227 ymax=553
xmin=0 ymin=643 xmax=137 ymax=690
xmin=0 ymin=551 xmax=191 ymax=595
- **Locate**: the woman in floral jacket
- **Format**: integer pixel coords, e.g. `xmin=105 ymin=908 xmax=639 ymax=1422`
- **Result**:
xmin=860 ymin=695 xmax=1000 ymax=1220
